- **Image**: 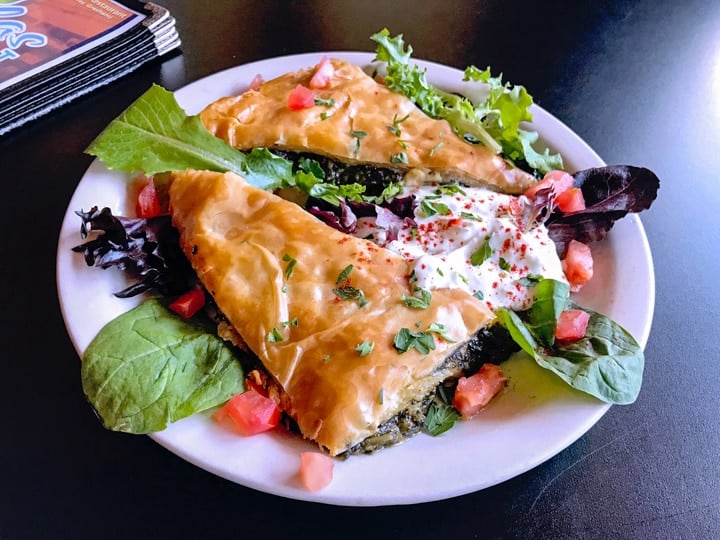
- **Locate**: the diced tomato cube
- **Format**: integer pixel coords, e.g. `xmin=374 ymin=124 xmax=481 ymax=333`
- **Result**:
xmin=452 ymin=364 xmax=507 ymax=418
xmin=555 ymin=309 xmax=591 ymax=341
xmin=135 ymin=178 xmax=161 ymax=218
xmin=214 ymin=390 xmax=281 ymax=436
xmin=562 ymin=239 xmax=594 ymax=291
xmin=309 ymin=56 xmax=335 ymax=89
xmin=555 ymin=187 xmax=586 ymax=213
xmin=555 ymin=188 xmax=585 ymax=214
xmin=523 ymin=170 xmax=574 ymax=200
xmin=287 ymin=84 xmax=315 ymax=110
xmin=300 ymin=452 xmax=334 ymax=492
xmin=168 ymin=289 xmax=205 ymax=318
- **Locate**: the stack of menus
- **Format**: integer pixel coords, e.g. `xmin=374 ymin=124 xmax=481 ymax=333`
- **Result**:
xmin=0 ymin=0 xmax=181 ymax=136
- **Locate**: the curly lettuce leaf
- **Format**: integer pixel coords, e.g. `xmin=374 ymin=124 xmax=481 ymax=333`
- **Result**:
xmin=370 ymin=28 xmax=563 ymax=174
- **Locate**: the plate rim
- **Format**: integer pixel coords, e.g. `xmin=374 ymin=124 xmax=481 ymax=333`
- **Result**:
xmin=56 ymin=51 xmax=655 ymax=506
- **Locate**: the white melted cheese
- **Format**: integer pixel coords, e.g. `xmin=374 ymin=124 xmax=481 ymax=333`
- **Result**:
xmin=364 ymin=185 xmax=566 ymax=311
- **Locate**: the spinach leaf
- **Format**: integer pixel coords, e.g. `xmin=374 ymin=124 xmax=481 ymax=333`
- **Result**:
xmin=495 ymin=308 xmax=538 ymax=358
xmin=496 ymin=300 xmax=644 ymax=404
xmin=535 ymin=307 xmax=644 ymax=404
xmin=81 ymin=299 xmax=245 ymax=433
xmin=524 ymin=278 xmax=569 ymax=346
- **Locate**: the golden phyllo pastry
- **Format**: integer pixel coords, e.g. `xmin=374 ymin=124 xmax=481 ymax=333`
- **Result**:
xmin=168 ymin=169 xmax=495 ymax=455
xmin=200 ymin=58 xmax=536 ymax=194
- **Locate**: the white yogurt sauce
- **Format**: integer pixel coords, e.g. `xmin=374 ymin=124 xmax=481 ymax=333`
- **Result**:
xmin=362 ymin=185 xmax=566 ymax=311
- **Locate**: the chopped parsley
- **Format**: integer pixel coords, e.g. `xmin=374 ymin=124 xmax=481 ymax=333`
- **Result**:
xmin=350 ymin=130 xmax=367 ymax=155
xmin=333 ymin=264 xmax=367 ymax=305
xmin=436 ymin=184 xmax=466 ymax=196
xmin=470 ymin=238 xmax=492 ymax=266
xmin=460 ymin=211 xmax=483 ymax=222
xmin=499 ymin=257 xmax=511 ymax=271
xmin=282 ymin=253 xmax=297 ymax=279
xmin=333 ymin=285 xmax=368 ymax=307
xmin=421 ymin=199 xmax=452 ymax=217
xmin=355 ymin=340 xmax=375 ymax=357
xmin=281 ymin=318 xmax=298 ymax=328
xmin=386 ymin=112 xmax=409 ymax=136
xmin=314 ymin=97 xmax=335 ymax=107
xmin=390 ymin=151 xmax=408 ymax=164
xmin=393 ymin=328 xmax=436 ymax=354
xmin=399 ymin=287 xmax=432 ymax=309
xmin=424 ymin=401 xmax=460 ymax=436
xmin=267 ymin=327 xmax=284 ymax=343
xmin=428 ymin=322 xmax=456 ymax=343
xmin=378 ymin=387 xmax=384 ymax=405
xmin=336 ymin=264 xmax=354 ymax=285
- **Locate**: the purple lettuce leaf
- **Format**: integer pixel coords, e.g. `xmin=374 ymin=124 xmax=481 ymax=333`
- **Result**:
xmin=72 ymin=207 xmax=196 ymax=298
xmin=547 ymin=166 xmax=660 ymax=257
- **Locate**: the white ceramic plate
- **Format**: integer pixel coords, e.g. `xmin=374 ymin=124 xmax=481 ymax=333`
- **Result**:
xmin=56 ymin=52 xmax=655 ymax=506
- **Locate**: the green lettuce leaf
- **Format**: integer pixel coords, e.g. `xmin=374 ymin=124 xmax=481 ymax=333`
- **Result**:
xmin=85 ymin=84 xmax=287 ymax=190
xmin=370 ymin=28 xmax=563 ymax=174
xmin=81 ymin=299 xmax=245 ymax=433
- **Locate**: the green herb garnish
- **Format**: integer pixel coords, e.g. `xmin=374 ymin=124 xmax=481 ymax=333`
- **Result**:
xmin=336 ymin=264 xmax=354 ymax=285
xmin=314 ymin=97 xmax=335 ymax=107
xmin=421 ymin=199 xmax=452 ymax=217
xmin=355 ymin=340 xmax=375 ymax=357
xmin=386 ymin=112 xmax=409 ymax=136
xmin=267 ymin=327 xmax=284 ymax=343
xmin=470 ymin=238 xmax=492 ymax=266
xmin=400 ymin=287 xmax=432 ymax=309
xmin=333 ymin=286 xmax=368 ymax=307
xmin=282 ymin=253 xmax=297 ymax=279
xmin=350 ymin=130 xmax=367 ymax=155
xmin=460 ymin=211 xmax=482 ymax=222
xmin=390 ymin=151 xmax=409 ymax=164
xmin=427 ymin=322 xmax=456 ymax=343
xmin=393 ymin=328 xmax=436 ymax=354
xmin=424 ymin=402 xmax=460 ymax=436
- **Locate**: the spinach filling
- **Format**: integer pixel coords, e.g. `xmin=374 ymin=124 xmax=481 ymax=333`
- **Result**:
xmin=273 ymin=150 xmax=407 ymax=197
xmin=340 ymin=324 xmax=518 ymax=457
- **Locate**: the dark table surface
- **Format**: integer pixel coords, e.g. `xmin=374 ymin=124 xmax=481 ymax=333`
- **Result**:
xmin=2 ymin=1 xmax=719 ymax=538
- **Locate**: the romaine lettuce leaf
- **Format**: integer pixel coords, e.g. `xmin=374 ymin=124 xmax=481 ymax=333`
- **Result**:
xmin=85 ymin=84 xmax=288 ymax=190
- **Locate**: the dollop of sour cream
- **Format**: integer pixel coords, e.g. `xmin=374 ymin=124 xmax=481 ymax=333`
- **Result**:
xmin=364 ymin=185 xmax=566 ymax=311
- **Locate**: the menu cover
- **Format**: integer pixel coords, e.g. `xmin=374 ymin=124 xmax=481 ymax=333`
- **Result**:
xmin=0 ymin=0 xmax=181 ymax=135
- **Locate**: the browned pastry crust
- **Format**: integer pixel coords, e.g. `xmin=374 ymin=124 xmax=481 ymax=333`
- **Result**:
xmin=200 ymin=58 xmax=536 ymax=194
xmin=169 ymin=169 xmax=495 ymax=455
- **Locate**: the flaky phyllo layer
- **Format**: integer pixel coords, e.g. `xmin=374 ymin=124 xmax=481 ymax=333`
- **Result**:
xmin=169 ymin=170 xmax=494 ymax=455
xmin=200 ymin=58 xmax=536 ymax=194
